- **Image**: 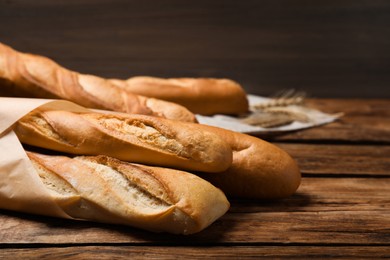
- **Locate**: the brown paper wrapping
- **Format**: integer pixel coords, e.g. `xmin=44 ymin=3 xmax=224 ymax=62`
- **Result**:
xmin=0 ymin=98 xmax=92 ymax=219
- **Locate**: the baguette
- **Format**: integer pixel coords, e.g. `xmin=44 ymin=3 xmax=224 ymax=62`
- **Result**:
xmin=26 ymin=152 xmax=229 ymax=234
xmin=196 ymin=124 xmax=301 ymax=199
xmin=14 ymin=109 xmax=233 ymax=173
xmin=0 ymin=42 xmax=196 ymax=122
xmin=109 ymin=76 xmax=249 ymax=115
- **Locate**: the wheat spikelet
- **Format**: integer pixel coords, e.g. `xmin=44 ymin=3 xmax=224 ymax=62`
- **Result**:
xmin=240 ymin=89 xmax=310 ymax=128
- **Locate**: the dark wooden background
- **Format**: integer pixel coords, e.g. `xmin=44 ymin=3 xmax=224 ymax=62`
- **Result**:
xmin=1 ymin=0 xmax=390 ymax=98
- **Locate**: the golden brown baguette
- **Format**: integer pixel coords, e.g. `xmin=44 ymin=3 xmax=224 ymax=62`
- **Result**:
xmin=0 ymin=42 xmax=196 ymax=122
xmin=109 ymin=76 xmax=249 ymax=115
xmin=196 ymin=124 xmax=301 ymax=199
xmin=26 ymin=152 xmax=229 ymax=234
xmin=14 ymin=109 xmax=233 ymax=173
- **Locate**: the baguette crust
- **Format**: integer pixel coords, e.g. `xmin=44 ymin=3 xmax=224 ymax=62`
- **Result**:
xmin=27 ymin=152 xmax=229 ymax=234
xmin=196 ymin=124 xmax=301 ymax=199
xmin=0 ymin=43 xmax=196 ymax=122
xmin=14 ymin=110 xmax=233 ymax=173
xmin=110 ymin=76 xmax=249 ymax=115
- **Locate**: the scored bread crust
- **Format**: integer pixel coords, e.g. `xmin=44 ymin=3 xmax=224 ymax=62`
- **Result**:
xmin=109 ymin=76 xmax=249 ymax=115
xmin=27 ymin=152 xmax=230 ymax=234
xmin=0 ymin=42 xmax=196 ymax=122
xmin=196 ymin=124 xmax=302 ymax=199
xmin=14 ymin=110 xmax=233 ymax=173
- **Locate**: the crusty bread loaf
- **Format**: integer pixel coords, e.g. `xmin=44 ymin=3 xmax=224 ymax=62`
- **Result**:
xmin=195 ymin=124 xmax=301 ymax=199
xmin=14 ymin=109 xmax=233 ymax=173
xmin=109 ymin=76 xmax=249 ymax=115
xmin=0 ymin=42 xmax=196 ymax=122
xmin=27 ymin=152 xmax=229 ymax=234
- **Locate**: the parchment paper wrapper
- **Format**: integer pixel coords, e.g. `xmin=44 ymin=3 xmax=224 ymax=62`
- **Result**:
xmin=196 ymin=94 xmax=341 ymax=134
xmin=0 ymin=97 xmax=91 ymax=219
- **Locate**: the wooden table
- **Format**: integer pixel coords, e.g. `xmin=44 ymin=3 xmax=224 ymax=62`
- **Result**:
xmin=1 ymin=99 xmax=389 ymax=259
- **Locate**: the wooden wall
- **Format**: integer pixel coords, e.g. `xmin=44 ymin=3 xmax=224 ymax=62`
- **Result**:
xmin=1 ymin=0 xmax=389 ymax=98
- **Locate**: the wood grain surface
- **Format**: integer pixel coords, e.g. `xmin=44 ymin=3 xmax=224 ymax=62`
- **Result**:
xmin=1 ymin=0 xmax=390 ymax=98
xmin=1 ymin=246 xmax=389 ymax=259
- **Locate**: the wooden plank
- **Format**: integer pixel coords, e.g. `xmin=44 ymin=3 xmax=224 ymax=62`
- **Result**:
xmin=305 ymin=99 xmax=390 ymax=116
xmin=0 ymin=246 xmax=389 ymax=259
xmin=270 ymin=99 xmax=390 ymax=143
xmin=1 ymin=211 xmax=389 ymax=245
xmin=276 ymin=143 xmax=390 ymax=175
xmin=0 ymin=178 xmax=388 ymax=245
xmin=230 ymin=177 xmax=390 ymax=213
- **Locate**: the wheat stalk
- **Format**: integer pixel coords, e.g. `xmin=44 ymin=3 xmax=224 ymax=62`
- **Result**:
xmin=240 ymin=89 xmax=310 ymax=128
xmin=251 ymin=89 xmax=306 ymax=109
